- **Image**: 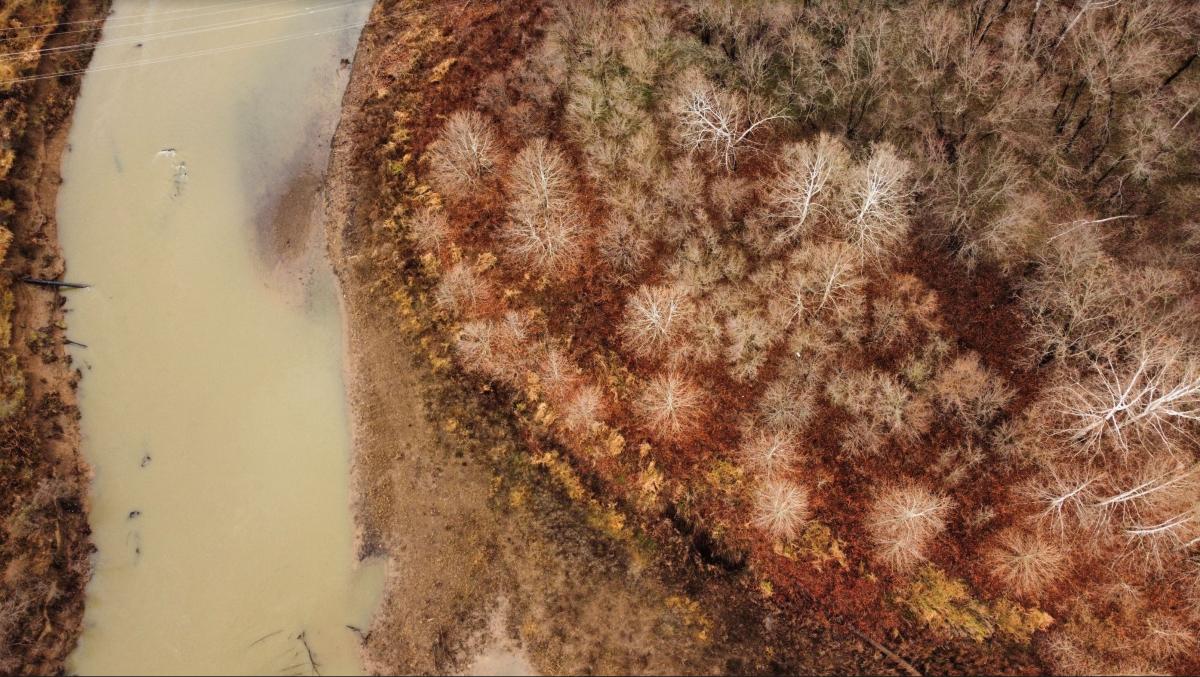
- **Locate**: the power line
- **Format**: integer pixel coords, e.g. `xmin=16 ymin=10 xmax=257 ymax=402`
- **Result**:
xmin=0 ymin=0 xmax=265 ymax=36
xmin=1 ymin=0 xmax=373 ymax=62
xmin=0 ymin=1 xmax=466 ymax=88
xmin=0 ymin=0 xmax=320 ymax=44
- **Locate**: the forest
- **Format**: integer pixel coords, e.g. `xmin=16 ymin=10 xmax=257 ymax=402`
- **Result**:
xmin=392 ymin=0 xmax=1200 ymax=672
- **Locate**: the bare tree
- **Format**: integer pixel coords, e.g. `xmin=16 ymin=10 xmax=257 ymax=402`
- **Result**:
xmin=505 ymin=138 xmax=582 ymax=276
xmin=766 ymin=134 xmax=850 ymax=248
xmin=429 ymin=110 xmax=500 ymax=197
xmin=839 ymin=143 xmax=913 ymax=260
xmin=434 ymin=262 xmax=489 ymax=316
xmin=753 ymin=480 xmax=810 ymax=541
xmin=620 ymin=284 xmax=693 ymax=360
xmin=637 ymin=371 xmax=704 ymax=441
xmin=986 ymin=529 xmax=1065 ymax=598
xmin=561 ymin=383 xmax=607 ymax=433
xmin=408 ymin=207 xmax=450 ymax=253
xmin=1058 ymin=346 xmax=1200 ymax=456
xmin=866 ymin=484 xmax=952 ymax=570
xmin=740 ymin=430 xmax=798 ymax=477
xmin=783 ymin=241 xmax=864 ymax=321
xmin=677 ymin=81 xmax=788 ymax=170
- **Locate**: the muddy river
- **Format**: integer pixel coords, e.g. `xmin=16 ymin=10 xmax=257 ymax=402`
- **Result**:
xmin=57 ymin=1 xmax=382 ymax=673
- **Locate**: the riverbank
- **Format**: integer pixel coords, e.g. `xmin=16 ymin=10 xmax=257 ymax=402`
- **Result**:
xmin=0 ymin=2 xmax=109 ymax=673
xmin=321 ymin=2 xmax=949 ymax=674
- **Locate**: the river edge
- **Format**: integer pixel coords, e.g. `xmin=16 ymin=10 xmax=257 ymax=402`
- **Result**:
xmin=0 ymin=3 xmax=110 ymax=672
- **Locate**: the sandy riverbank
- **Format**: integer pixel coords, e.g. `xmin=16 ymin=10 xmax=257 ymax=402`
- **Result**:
xmin=0 ymin=2 xmax=109 ymax=673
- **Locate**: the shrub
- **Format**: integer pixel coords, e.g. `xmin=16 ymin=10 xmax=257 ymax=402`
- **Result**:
xmin=456 ymin=319 xmax=499 ymax=377
xmin=455 ymin=312 xmax=534 ymax=384
xmin=598 ymin=211 xmax=651 ymax=281
xmin=753 ymin=480 xmax=810 ymax=541
xmin=723 ymin=309 xmax=776 ymax=382
xmin=637 ymin=371 xmax=704 ymax=442
xmin=866 ymin=484 xmax=952 ymax=571
xmin=933 ymin=352 xmax=1014 ymax=432
xmin=428 ymin=110 xmax=500 ymax=197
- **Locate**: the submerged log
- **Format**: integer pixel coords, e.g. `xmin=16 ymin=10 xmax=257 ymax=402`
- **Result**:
xmin=21 ymin=277 xmax=90 ymax=289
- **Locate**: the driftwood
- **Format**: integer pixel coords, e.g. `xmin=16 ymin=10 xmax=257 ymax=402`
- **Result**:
xmin=20 ymin=277 xmax=90 ymax=289
xmin=65 ymin=339 xmax=88 ymax=348
xmin=847 ymin=626 xmax=922 ymax=677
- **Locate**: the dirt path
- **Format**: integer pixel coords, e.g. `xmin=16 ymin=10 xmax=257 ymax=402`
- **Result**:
xmin=0 ymin=2 xmax=110 ymax=673
xmin=321 ymin=2 xmax=908 ymax=674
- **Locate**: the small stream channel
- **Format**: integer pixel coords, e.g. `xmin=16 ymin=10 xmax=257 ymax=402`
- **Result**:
xmin=57 ymin=1 xmax=382 ymax=673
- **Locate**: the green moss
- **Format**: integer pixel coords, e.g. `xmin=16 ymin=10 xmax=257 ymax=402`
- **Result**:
xmin=898 ymin=566 xmax=1053 ymax=644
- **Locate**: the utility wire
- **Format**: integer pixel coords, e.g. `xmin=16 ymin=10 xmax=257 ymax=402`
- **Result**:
xmin=0 ymin=0 xmax=273 ymax=36
xmin=0 ymin=0 xmax=373 ymax=62
xmin=0 ymin=1 xmax=465 ymax=88
xmin=0 ymin=0 xmax=337 ymax=44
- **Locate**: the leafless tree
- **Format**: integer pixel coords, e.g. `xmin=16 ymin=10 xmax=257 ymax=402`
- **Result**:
xmin=783 ymin=241 xmax=864 ymax=321
xmin=766 ymin=134 xmax=850 ymax=248
xmin=1058 ymin=346 xmax=1200 ymax=456
xmin=986 ymin=529 xmax=1065 ymax=598
xmin=677 ymin=81 xmax=788 ymax=170
xmin=637 ymin=371 xmax=704 ymax=441
xmin=866 ymin=483 xmax=952 ymax=570
xmin=753 ymin=480 xmax=810 ymax=541
xmin=839 ymin=143 xmax=913 ymax=260
xmin=429 ymin=110 xmax=500 ymax=197
xmin=620 ymin=284 xmax=693 ymax=360
xmin=740 ymin=430 xmax=798 ymax=477
xmin=505 ymin=138 xmax=582 ymax=276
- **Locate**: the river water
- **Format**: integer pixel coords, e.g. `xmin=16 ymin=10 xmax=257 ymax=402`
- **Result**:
xmin=57 ymin=1 xmax=382 ymax=673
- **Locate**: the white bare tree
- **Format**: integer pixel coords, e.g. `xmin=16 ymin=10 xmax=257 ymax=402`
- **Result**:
xmin=677 ymin=82 xmax=788 ymax=171
xmin=866 ymin=484 xmax=952 ymax=570
xmin=505 ymin=138 xmax=582 ymax=276
xmin=637 ymin=371 xmax=704 ymax=441
xmin=767 ymin=134 xmax=850 ymax=247
xmin=839 ymin=143 xmax=913 ymax=260
xmin=1059 ymin=347 xmax=1200 ymax=456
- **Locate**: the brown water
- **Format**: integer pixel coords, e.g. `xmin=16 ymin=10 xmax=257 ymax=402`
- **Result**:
xmin=57 ymin=1 xmax=382 ymax=673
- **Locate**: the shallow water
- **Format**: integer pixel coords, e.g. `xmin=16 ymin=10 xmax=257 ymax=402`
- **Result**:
xmin=58 ymin=1 xmax=382 ymax=674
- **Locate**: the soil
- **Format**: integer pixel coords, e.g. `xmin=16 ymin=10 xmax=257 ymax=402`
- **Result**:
xmin=0 ymin=2 xmax=110 ymax=674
